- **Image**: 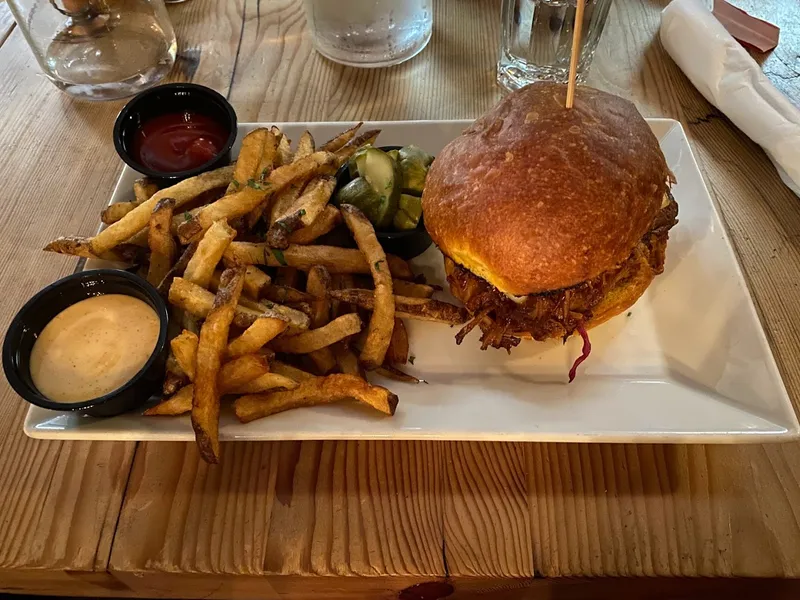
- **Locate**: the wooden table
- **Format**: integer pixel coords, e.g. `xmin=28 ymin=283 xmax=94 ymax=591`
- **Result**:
xmin=1 ymin=1 xmax=799 ymax=598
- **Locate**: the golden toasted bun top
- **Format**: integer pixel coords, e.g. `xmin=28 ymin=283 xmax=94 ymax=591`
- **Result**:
xmin=422 ymin=82 xmax=670 ymax=295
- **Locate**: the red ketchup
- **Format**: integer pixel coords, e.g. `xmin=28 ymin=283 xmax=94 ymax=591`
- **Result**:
xmin=132 ymin=111 xmax=228 ymax=173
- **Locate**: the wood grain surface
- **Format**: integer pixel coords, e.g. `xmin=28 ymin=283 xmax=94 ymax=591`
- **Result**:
xmin=1 ymin=0 xmax=799 ymax=597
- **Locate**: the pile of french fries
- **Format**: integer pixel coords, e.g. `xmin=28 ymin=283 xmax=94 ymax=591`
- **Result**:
xmin=44 ymin=123 xmax=468 ymax=463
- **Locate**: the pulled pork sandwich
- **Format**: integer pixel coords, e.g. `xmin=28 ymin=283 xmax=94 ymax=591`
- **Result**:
xmin=422 ymin=82 xmax=678 ymax=380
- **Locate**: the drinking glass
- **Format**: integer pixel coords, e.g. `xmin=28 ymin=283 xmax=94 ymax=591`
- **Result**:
xmin=7 ymin=0 xmax=177 ymax=101
xmin=498 ymin=0 xmax=612 ymax=91
xmin=303 ymin=0 xmax=432 ymax=68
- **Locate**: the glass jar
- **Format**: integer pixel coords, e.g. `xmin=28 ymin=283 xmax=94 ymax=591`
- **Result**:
xmin=7 ymin=0 xmax=177 ymax=101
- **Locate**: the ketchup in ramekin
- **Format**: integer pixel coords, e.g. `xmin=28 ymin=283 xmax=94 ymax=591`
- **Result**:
xmin=114 ymin=83 xmax=237 ymax=183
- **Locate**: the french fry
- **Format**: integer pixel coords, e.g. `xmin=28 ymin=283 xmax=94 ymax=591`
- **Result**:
xmin=305 ymin=265 xmax=336 ymax=374
xmin=147 ymin=198 xmax=177 ymax=286
xmin=295 ymin=130 xmax=315 ymax=159
xmin=226 ymin=317 xmax=288 ymax=358
xmin=277 ymin=132 xmax=293 ymax=166
xmin=43 ymin=236 xmax=144 ymax=263
xmin=234 ymin=374 xmax=398 ymax=422
xmin=306 ymin=265 xmax=332 ymax=328
xmin=179 ymin=152 xmax=337 ymax=243
xmin=183 ymin=220 xmax=237 ymax=288
xmin=157 ymin=241 xmax=198 ymax=296
xmin=171 ymin=330 xmax=199 ymax=381
xmin=238 ymin=296 xmax=310 ymax=332
xmin=376 ymin=364 xmax=424 ymax=384
xmin=146 ymin=384 xmax=193 ymax=416
xmin=226 ymin=128 xmax=269 ymax=195
xmin=266 ymin=176 xmax=337 ymax=249
xmin=387 ymin=318 xmax=409 ymax=365
xmin=340 ymin=204 xmax=394 ymax=369
xmin=134 ymin=179 xmax=160 ymax=204
xmin=333 ymin=129 xmax=381 ymax=165
xmin=272 ymin=360 xmax=316 ymax=382
xmin=261 ymin=285 xmax=312 ymax=304
xmin=209 ymin=267 xmax=273 ymax=300
xmin=270 ymin=313 xmax=362 ymax=354
xmin=288 ymin=205 xmax=342 ymax=245
xmin=256 ymin=132 xmax=279 ymax=183
xmin=228 ymin=373 xmax=300 ymax=395
xmin=90 ymin=165 xmax=234 ymax=255
xmin=170 ymin=277 xmax=308 ymax=330
xmin=163 ymin=354 xmax=186 ymax=396
xmin=192 ymin=267 xmax=245 ymax=464
xmin=319 ymin=122 xmax=363 ymax=152
xmin=223 ymin=243 xmax=414 ymax=279
xmin=391 ymin=279 xmax=436 ymax=299
xmin=329 ymin=289 xmax=468 ymax=325
xmin=145 ymin=353 xmax=271 ymax=416
xmin=333 ymin=342 xmax=364 ymax=377
xmin=242 ymin=266 xmax=271 ymax=299
xmin=266 ymin=180 xmax=305 ymax=227
xmin=101 ymin=179 xmax=159 ymax=225
xmin=274 ymin=266 xmax=301 ymax=288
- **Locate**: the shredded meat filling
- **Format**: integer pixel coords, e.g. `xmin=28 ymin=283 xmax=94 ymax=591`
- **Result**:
xmin=449 ymin=194 xmax=678 ymax=351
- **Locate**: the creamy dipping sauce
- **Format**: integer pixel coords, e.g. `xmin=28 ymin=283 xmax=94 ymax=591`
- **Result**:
xmin=29 ymin=294 xmax=160 ymax=403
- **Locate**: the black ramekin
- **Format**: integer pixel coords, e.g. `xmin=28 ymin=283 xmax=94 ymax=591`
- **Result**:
xmin=3 ymin=269 xmax=169 ymax=418
xmin=113 ymin=83 xmax=238 ymax=184
xmin=334 ymin=145 xmax=433 ymax=260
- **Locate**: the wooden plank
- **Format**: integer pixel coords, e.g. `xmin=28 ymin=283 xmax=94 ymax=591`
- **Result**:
xmin=109 ymin=441 xmax=444 ymax=577
xmin=0 ymin=24 xmax=136 ymax=579
xmin=0 ymin=2 xmax=15 ymax=48
xmin=442 ymin=442 xmax=532 ymax=577
xmin=227 ymin=0 xmax=503 ymax=122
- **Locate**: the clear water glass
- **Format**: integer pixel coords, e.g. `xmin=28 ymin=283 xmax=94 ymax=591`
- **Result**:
xmin=498 ymin=0 xmax=612 ymax=91
xmin=7 ymin=0 xmax=177 ymax=101
xmin=303 ymin=0 xmax=432 ymax=68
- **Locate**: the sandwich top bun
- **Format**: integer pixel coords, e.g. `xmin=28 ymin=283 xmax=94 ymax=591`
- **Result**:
xmin=422 ymin=82 xmax=671 ymax=296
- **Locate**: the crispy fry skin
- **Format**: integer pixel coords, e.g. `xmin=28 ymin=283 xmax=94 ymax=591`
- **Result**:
xmin=270 ymin=313 xmax=362 ymax=354
xmin=391 ymin=280 xmax=436 ymax=299
xmin=223 ymin=243 xmax=414 ymax=279
xmin=267 ymin=176 xmax=336 ymax=249
xmin=271 ymin=360 xmax=316 ymax=383
xmin=192 ymin=268 xmax=245 ymax=463
xmin=145 ymin=354 xmax=270 ymax=416
xmin=233 ymin=374 xmax=398 ymax=422
xmin=228 ymin=373 xmax=299 ymax=395
xmin=319 ymin=122 xmax=362 ymax=152
xmin=171 ymin=329 xmax=199 ymax=381
xmin=333 ymin=130 xmax=381 ymax=165
xmin=178 ymin=152 xmax=337 ymax=244
xmin=329 ymin=289 xmax=468 ymax=325
xmin=147 ymin=198 xmax=177 ymax=286
xmin=43 ymin=236 xmax=143 ymax=263
xmin=226 ymin=317 xmax=288 ymax=357
xmin=169 ymin=277 xmax=310 ymax=330
xmin=226 ymin=128 xmax=269 ymax=195
xmin=101 ymin=179 xmax=159 ymax=224
xmin=288 ymin=205 xmax=342 ymax=245
xmin=295 ymin=130 xmax=315 ymax=159
xmin=387 ymin=318 xmax=409 ymax=365
xmin=340 ymin=204 xmax=394 ymax=369
xmin=183 ymin=220 xmax=237 ymax=288
xmin=91 ymin=165 xmax=234 ymax=255
xmin=375 ymin=364 xmax=423 ymax=383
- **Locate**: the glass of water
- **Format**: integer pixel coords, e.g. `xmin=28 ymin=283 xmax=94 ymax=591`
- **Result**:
xmin=303 ymin=0 xmax=432 ymax=68
xmin=7 ymin=0 xmax=176 ymax=101
xmin=498 ymin=0 xmax=612 ymax=91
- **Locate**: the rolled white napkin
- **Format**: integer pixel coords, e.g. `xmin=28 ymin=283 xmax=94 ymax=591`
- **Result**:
xmin=660 ymin=0 xmax=800 ymax=195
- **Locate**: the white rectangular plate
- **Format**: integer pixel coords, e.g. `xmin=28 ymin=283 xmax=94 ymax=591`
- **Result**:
xmin=25 ymin=120 xmax=800 ymax=443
